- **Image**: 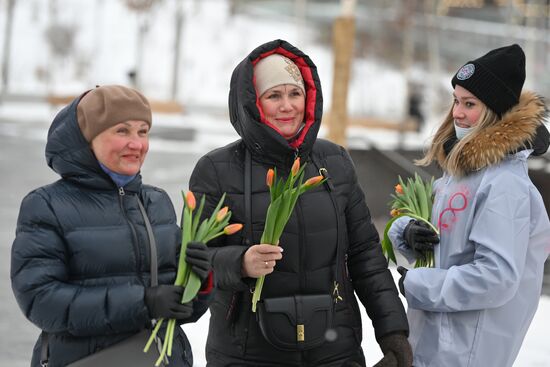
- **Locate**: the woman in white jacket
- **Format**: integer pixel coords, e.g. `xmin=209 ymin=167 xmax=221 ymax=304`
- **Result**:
xmin=389 ymin=44 xmax=550 ymax=367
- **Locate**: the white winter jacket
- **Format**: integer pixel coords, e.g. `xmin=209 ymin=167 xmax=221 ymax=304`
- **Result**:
xmin=390 ymin=92 xmax=550 ymax=367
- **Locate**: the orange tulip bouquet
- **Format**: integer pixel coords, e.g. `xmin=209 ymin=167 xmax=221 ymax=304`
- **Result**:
xmin=251 ymin=158 xmax=325 ymax=312
xmin=381 ymin=173 xmax=438 ymax=268
xmin=144 ymin=191 xmax=242 ymax=366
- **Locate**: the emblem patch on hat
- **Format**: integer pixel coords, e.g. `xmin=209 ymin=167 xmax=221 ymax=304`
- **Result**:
xmin=456 ymin=63 xmax=475 ymax=80
xmin=283 ymin=57 xmax=303 ymax=83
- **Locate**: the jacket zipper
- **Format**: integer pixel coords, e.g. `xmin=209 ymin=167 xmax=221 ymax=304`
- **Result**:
xmin=296 ymin=199 xmax=306 ymax=292
xmin=118 ymin=187 xmax=143 ymax=283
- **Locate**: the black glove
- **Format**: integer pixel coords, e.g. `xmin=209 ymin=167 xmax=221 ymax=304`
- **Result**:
xmin=403 ymin=219 xmax=439 ymax=257
xmin=375 ymin=332 xmax=413 ymax=367
xmin=144 ymin=285 xmax=193 ymax=319
xmin=396 ymin=266 xmax=408 ymax=297
xmin=186 ymin=241 xmax=211 ymax=282
xmin=373 ymin=352 xmax=397 ymax=367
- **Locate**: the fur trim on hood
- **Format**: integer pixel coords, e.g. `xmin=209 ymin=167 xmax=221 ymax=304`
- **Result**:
xmin=435 ymin=91 xmax=547 ymax=176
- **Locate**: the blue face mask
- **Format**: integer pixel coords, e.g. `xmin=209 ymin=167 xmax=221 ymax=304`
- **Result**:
xmin=454 ymin=121 xmax=474 ymax=140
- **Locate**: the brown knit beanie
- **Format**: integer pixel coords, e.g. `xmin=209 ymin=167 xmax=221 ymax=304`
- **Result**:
xmin=76 ymin=85 xmax=152 ymax=142
xmin=254 ymin=54 xmax=305 ymax=97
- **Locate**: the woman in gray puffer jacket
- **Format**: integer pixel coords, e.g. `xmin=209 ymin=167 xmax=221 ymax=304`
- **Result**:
xmin=11 ymin=85 xmax=212 ymax=366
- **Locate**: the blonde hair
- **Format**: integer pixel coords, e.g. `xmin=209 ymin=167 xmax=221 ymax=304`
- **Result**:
xmin=416 ymin=101 xmax=499 ymax=175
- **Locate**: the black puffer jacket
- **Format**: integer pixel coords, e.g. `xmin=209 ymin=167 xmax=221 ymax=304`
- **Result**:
xmin=190 ymin=39 xmax=408 ymax=365
xmin=10 ymin=96 xmax=208 ymax=367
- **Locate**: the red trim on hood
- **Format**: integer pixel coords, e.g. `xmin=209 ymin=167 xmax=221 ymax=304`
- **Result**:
xmin=252 ymin=47 xmax=317 ymax=149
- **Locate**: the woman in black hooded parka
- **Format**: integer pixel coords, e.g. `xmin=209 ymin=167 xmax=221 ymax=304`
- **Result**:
xmin=190 ymin=40 xmax=412 ymax=366
xmin=11 ymin=85 xmax=212 ymax=366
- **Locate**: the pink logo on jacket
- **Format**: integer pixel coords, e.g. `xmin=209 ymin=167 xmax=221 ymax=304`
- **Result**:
xmin=438 ymin=189 xmax=470 ymax=233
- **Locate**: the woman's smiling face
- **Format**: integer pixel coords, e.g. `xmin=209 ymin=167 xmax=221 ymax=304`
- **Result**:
xmin=259 ymin=84 xmax=305 ymax=139
xmin=91 ymin=120 xmax=150 ymax=175
xmin=452 ymin=85 xmax=484 ymax=128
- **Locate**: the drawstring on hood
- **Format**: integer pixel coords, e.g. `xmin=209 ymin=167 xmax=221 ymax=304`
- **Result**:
xmin=286 ymin=123 xmax=306 ymax=145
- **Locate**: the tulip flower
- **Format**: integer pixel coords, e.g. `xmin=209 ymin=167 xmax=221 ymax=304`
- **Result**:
xmin=395 ymin=184 xmax=403 ymax=195
xmin=251 ymin=160 xmax=325 ymax=312
xmin=266 ymin=169 xmax=274 ymax=188
xmin=216 ymin=207 xmax=229 ymax=222
xmin=303 ymin=175 xmax=324 ymax=188
xmin=291 ymin=157 xmax=300 ymax=177
xmin=381 ymin=173 xmax=438 ymax=268
xmin=224 ymin=223 xmax=243 ymax=235
xmin=144 ymin=192 xmax=242 ymax=365
xmin=185 ymin=191 xmax=196 ymax=211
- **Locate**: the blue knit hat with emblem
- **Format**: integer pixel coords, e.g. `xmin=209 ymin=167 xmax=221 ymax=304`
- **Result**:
xmin=451 ymin=44 xmax=525 ymax=117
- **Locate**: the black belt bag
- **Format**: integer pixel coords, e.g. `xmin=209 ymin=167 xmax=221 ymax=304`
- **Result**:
xmin=256 ymin=294 xmax=333 ymax=351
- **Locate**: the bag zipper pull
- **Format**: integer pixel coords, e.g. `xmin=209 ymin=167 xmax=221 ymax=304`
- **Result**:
xmin=319 ymin=167 xmax=335 ymax=191
xmin=332 ymin=281 xmax=343 ymax=303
